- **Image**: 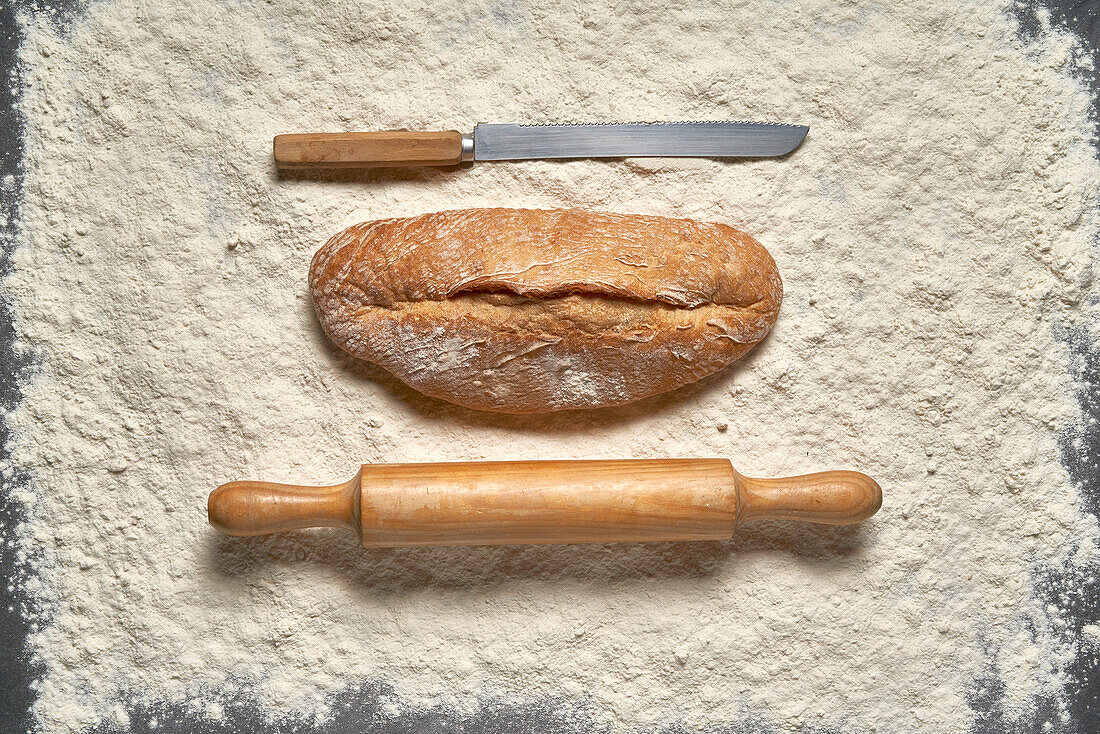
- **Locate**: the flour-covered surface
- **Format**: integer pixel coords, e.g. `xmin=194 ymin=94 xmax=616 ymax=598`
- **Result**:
xmin=3 ymin=1 xmax=1100 ymax=733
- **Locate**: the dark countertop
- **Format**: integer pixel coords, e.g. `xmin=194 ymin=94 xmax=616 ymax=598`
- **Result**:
xmin=1 ymin=2 xmax=1098 ymax=732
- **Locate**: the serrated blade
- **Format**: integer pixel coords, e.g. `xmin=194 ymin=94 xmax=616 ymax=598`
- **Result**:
xmin=472 ymin=121 xmax=808 ymax=161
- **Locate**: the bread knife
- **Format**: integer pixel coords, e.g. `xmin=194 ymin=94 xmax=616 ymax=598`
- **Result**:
xmin=273 ymin=121 xmax=809 ymax=169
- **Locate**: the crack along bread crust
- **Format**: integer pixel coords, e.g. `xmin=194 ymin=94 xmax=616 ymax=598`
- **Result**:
xmin=309 ymin=208 xmax=782 ymax=413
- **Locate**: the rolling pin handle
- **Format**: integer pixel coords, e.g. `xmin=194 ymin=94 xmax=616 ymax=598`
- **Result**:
xmin=208 ymin=477 xmax=360 ymax=538
xmin=735 ymin=471 xmax=882 ymax=526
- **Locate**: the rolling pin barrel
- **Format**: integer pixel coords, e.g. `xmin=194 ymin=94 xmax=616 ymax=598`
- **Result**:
xmin=208 ymin=459 xmax=882 ymax=548
xmin=357 ymin=459 xmax=738 ymax=547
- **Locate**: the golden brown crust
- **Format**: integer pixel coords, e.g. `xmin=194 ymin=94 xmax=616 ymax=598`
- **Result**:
xmin=309 ymin=208 xmax=782 ymax=413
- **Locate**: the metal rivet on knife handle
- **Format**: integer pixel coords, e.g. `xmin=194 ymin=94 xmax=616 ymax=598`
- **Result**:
xmin=272 ymin=121 xmax=808 ymax=169
xmin=207 ymin=459 xmax=881 ymax=548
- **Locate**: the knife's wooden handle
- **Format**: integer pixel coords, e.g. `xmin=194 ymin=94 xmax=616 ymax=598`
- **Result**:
xmin=208 ymin=460 xmax=882 ymax=548
xmin=273 ymin=131 xmax=465 ymax=169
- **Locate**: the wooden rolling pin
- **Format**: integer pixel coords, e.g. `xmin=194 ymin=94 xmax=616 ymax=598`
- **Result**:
xmin=208 ymin=460 xmax=881 ymax=548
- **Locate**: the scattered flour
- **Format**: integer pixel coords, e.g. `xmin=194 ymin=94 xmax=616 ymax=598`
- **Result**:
xmin=5 ymin=0 xmax=1100 ymax=732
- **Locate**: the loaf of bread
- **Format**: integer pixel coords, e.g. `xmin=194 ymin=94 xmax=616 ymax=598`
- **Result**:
xmin=309 ymin=208 xmax=782 ymax=413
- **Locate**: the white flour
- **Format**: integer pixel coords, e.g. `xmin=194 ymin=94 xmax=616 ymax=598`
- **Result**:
xmin=6 ymin=1 xmax=1100 ymax=732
